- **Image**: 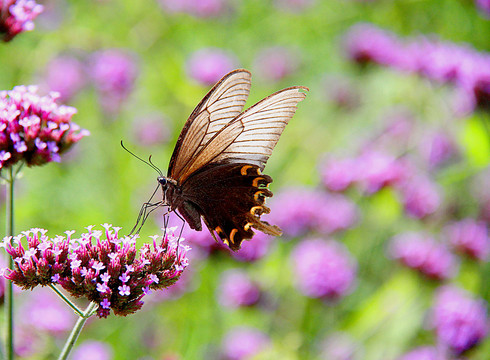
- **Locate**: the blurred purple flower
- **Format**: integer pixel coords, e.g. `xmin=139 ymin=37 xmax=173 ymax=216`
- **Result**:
xmin=291 ymin=238 xmax=357 ymax=299
xmin=389 ymin=232 xmax=456 ymax=280
xmin=233 ymin=232 xmax=273 ymax=262
xmin=419 ymin=131 xmax=458 ymax=169
xmin=90 ymin=49 xmax=139 ymax=114
xmin=218 ymin=269 xmax=260 ymax=308
xmin=72 ymin=340 xmax=113 ymax=360
xmin=321 ymin=157 xmax=359 ymax=192
xmin=476 ymin=0 xmax=490 ymax=17
xmin=322 ymin=74 xmax=361 ymax=110
xmin=186 ymin=48 xmax=238 ymax=86
xmin=398 ymin=176 xmax=441 ymax=219
xmin=269 ymin=188 xmax=358 ymax=237
xmin=274 ymin=0 xmax=315 ymax=12
xmin=253 ymin=46 xmax=300 ymax=83
xmin=0 ymin=85 xmax=88 ymax=171
xmin=430 ymin=286 xmax=488 ymax=355
xmin=445 ymin=219 xmax=489 ymax=261
xmin=132 ymin=112 xmax=172 ymax=146
xmin=158 ymin=0 xmax=232 ymax=18
xmin=2 ymin=225 xmax=189 ymax=318
xmin=22 ymin=287 xmax=74 ymax=334
xmin=222 ymin=326 xmax=271 ymax=360
xmin=397 ymin=346 xmax=445 ymax=360
xmin=320 ymin=332 xmax=358 ymax=360
xmin=44 ymin=55 xmax=86 ymax=102
xmin=0 ymin=0 xmax=44 ymax=42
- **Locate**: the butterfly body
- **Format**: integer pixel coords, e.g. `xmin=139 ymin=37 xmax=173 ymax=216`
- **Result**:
xmin=155 ymin=69 xmax=308 ymax=250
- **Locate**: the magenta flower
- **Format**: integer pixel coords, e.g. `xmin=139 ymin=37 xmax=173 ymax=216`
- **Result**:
xmin=397 ymin=346 xmax=445 ymax=360
xmin=397 ymin=176 xmax=441 ymax=219
xmin=233 ymin=232 xmax=273 ymax=262
xmin=0 ymin=0 xmax=43 ymax=42
xmin=1 ymin=225 xmax=190 ymax=318
xmin=389 ymin=232 xmax=456 ymax=280
xmin=131 ymin=112 xmax=172 ymax=147
xmin=476 ymin=0 xmax=490 ymax=17
xmin=418 ymin=131 xmax=458 ymax=169
xmin=218 ymin=269 xmax=260 ymax=308
xmin=291 ymin=238 xmax=357 ymax=300
xmin=0 ymin=85 xmax=88 ymax=171
xmin=90 ymin=49 xmax=139 ymax=114
xmin=320 ymin=157 xmax=359 ymax=192
xmin=253 ymin=46 xmax=301 ymax=83
xmin=43 ymin=55 xmax=86 ymax=102
xmin=444 ymin=219 xmax=489 ymax=261
xmin=322 ymin=74 xmax=361 ymax=110
xmin=430 ymin=286 xmax=488 ymax=355
xmin=186 ymin=48 xmax=238 ymax=86
xmin=72 ymin=340 xmax=113 ymax=360
xmin=221 ymin=326 xmax=271 ymax=360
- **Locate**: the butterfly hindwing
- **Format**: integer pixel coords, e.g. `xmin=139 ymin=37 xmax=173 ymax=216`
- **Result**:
xmin=178 ymin=162 xmax=281 ymax=250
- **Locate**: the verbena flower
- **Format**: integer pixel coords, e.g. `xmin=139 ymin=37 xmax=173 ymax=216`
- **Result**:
xmin=397 ymin=346 xmax=445 ymax=360
xmin=217 ymin=269 xmax=260 ymax=308
xmin=397 ymin=176 xmax=441 ymax=219
xmin=322 ymin=74 xmax=361 ymax=111
xmin=1 ymin=225 xmax=190 ymax=318
xmin=0 ymin=0 xmax=43 ymax=42
xmin=132 ymin=112 xmax=172 ymax=147
xmin=233 ymin=232 xmax=273 ymax=262
xmin=321 ymin=157 xmax=359 ymax=192
xmin=186 ymin=47 xmax=238 ymax=86
xmin=291 ymin=238 xmax=357 ymax=300
xmin=444 ymin=218 xmax=489 ymax=261
xmin=253 ymin=46 xmax=300 ymax=83
xmin=418 ymin=131 xmax=458 ymax=169
xmin=0 ymin=85 xmax=88 ymax=171
xmin=221 ymin=326 xmax=271 ymax=360
xmin=43 ymin=55 xmax=87 ymax=102
xmin=90 ymin=49 xmax=139 ymax=114
xmin=72 ymin=340 xmax=113 ymax=360
xmin=476 ymin=0 xmax=490 ymax=18
xmin=430 ymin=286 xmax=488 ymax=355
xmin=389 ymin=232 xmax=457 ymax=280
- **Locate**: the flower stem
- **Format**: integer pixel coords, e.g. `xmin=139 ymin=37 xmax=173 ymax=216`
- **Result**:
xmin=4 ymin=166 xmax=15 ymax=360
xmin=49 ymin=284 xmax=85 ymax=318
xmin=57 ymin=302 xmax=98 ymax=360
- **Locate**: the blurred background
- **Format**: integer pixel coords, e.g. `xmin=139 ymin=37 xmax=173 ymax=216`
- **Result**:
xmin=0 ymin=0 xmax=489 ymax=359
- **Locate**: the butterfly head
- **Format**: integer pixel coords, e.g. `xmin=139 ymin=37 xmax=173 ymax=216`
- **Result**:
xmin=157 ymin=176 xmax=168 ymax=189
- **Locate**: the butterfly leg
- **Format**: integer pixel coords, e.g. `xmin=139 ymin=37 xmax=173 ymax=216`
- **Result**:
xmin=129 ymin=200 xmax=163 ymax=235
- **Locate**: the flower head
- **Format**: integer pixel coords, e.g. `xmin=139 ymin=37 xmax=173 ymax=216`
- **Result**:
xmin=221 ymin=326 xmax=271 ymax=360
xmin=397 ymin=346 xmax=445 ymax=360
xmin=389 ymin=232 xmax=456 ymax=280
xmin=0 ymin=85 xmax=88 ymax=171
xmin=291 ymin=238 xmax=357 ymax=299
xmin=397 ymin=176 xmax=441 ymax=219
xmin=253 ymin=46 xmax=300 ymax=83
xmin=233 ymin=232 xmax=273 ymax=262
xmin=217 ymin=269 xmax=260 ymax=308
xmin=2 ymin=225 xmax=190 ymax=318
xmin=0 ymin=0 xmax=44 ymax=42
xmin=186 ymin=48 xmax=238 ymax=86
xmin=43 ymin=55 xmax=87 ymax=102
xmin=430 ymin=286 xmax=488 ymax=355
xmin=444 ymin=218 xmax=489 ymax=261
xmin=72 ymin=340 xmax=113 ymax=360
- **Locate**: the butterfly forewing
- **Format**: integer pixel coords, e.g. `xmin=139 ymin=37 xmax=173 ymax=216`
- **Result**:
xmin=168 ymin=69 xmax=252 ymax=180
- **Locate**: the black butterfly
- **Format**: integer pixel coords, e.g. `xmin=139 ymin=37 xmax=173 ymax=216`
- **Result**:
xmin=135 ymin=69 xmax=308 ymax=251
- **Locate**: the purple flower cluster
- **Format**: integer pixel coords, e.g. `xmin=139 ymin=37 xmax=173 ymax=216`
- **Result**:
xmin=444 ymin=218 xmax=489 ymax=261
xmin=476 ymin=0 xmax=490 ymax=17
xmin=221 ymin=326 xmax=271 ymax=360
xmin=218 ymin=269 xmax=260 ymax=308
xmin=43 ymin=55 xmax=87 ymax=102
xmin=389 ymin=232 xmax=456 ymax=280
xmin=0 ymin=85 xmax=88 ymax=171
xmin=72 ymin=340 xmax=113 ymax=360
xmin=0 ymin=0 xmax=43 ymax=42
xmin=186 ymin=48 xmax=238 ymax=86
xmin=268 ymin=188 xmax=358 ymax=238
xmin=344 ymin=23 xmax=490 ymax=112
xmin=397 ymin=346 xmax=445 ymax=360
xmin=90 ymin=50 xmax=139 ymax=115
xmin=253 ymin=46 xmax=301 ymax=83
xmin=291 ymin=238 xmax=357 ymax=300
xmin=430 ymin=286 xmax=488 ymax=354
xmin=1 ymin=225 xmax=189 ymax=318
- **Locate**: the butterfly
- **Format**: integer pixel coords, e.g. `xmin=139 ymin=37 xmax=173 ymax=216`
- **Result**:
xmin=137 ymin=69 xmax=308 ymax=251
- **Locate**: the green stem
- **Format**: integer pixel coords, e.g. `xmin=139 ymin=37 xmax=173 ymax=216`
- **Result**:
xmin=57 ymin=302 xmax=98 ymax=360
xmin=48 ymin=285 xmax=85 ymax=318
xmin=4 ymin=166 xmax=15 ymax=360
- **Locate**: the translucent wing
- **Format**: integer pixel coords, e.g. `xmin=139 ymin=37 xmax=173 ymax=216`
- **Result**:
xmin=178 ymin=86 xmax=308 ymax=182
xmin=168 ymin=69 xmax=252 ymax=179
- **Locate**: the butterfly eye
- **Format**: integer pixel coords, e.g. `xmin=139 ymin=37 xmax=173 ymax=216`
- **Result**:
xmin=157 ymin=177 xmax=167 ymax=187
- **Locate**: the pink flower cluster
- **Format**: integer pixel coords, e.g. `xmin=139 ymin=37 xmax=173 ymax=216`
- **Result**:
xmin=0 ymin=85 xmax=88 ymax=171
xmin=1 ymin=225 xmax=190 ymax=318
xmin=0 ymin=0 xmax=43 ymax=42
xmin=344 ymin=23 xmax=490 ymax=112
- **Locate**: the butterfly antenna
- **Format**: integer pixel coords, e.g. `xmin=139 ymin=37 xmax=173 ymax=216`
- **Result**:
xmin=148 ymin=155 xmax=164 ymax=177
xmin=120 ymin=140 xmax=163 ymax=177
